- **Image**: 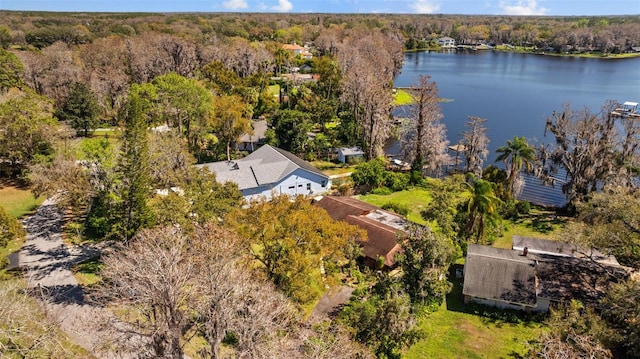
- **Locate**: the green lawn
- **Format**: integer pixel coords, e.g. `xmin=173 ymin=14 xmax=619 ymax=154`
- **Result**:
xmin=268 ymin=84 xmax=280 ymax=96
xmin=358 ymin=188 xmax=431 ymax=225
xmin=72 ymin=259 xmax=103 ymax=287
xmin=495 ymin=207 xmax=566 ymax=248
xmin=0 ymin=185 xmax=44 ymax=219
xmin=393 ymin=89 xmax=414 ymax=106
xmin=405 ymin=266 xmax=545 ymax=358
xmin=355 ymin=186 xmax=563 ymax=358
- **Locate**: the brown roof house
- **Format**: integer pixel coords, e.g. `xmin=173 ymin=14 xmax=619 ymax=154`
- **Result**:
xmin=462 ymin=237 xmax=627 ymax=312
xmin=314 ymin=196 xmax=408 ymax=268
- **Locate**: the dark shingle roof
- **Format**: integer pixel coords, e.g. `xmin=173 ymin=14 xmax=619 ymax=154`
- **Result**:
xmin=512 ymin=235 xmax=618 ymax=265
xmin=345 ymin=215 xmax=403 ymax=267
xmin=314 ymin=196 xmax=409 ymax=267
xmin=535 ymin=255 xmax=627 ymax=305
xmin=314 ymin=196 xmax=378 ymax=221
xmin=463 ymin=244 xmax=537 ymax=306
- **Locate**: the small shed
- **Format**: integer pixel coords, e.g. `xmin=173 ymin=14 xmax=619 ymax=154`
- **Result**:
xmin=337 ymin=147 xmax=364 ymax=164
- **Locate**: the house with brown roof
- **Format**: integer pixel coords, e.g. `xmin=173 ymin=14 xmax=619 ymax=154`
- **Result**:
xmin=314 ymin=196 xmax=408 ymax=268
xmin=462 ymin=237 xmax=627 ymax=312
xmin=283 ymin=43 xmax=313 ymax=59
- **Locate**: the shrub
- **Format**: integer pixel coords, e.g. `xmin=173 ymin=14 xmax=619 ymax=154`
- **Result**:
xmin=384 ymin=171 xmax=410 ymax=192
xmin=371 ymin=187 xmax=392 ymax=195
xmin=515 ymin=200 xmax=531 ymax=215
xmin=0 ymin=206 xmax=26 ymax=248
xmin=382 ymin=202 xmax=409 ymax=216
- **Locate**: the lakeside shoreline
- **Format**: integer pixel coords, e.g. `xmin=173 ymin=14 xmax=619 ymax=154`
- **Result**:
xmin=405 ymin=46 xmax=640 ymax=59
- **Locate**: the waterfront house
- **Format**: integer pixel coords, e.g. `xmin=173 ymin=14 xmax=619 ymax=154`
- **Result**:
xmin=437 ymin=36 xmax=456 ymax=48
xmin=198 ymin=145 xmax=330 ymax=202
xmin=462 ymin=237 xmax=626 ymax=312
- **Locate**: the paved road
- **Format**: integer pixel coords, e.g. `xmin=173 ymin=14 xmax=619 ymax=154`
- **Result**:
xmin=19 ymin=199 xmax=135 ymax=359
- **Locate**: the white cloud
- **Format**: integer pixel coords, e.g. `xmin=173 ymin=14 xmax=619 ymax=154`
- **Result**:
xmin=499 ymin=0 xmax=548 ymax=15
xmin=409 ymin=0 xmax=440 ymax=13
xmin=222 ymin=0 xmax=248 ymax=10
xmin=271 ymin=0 xmax=293 ymax=12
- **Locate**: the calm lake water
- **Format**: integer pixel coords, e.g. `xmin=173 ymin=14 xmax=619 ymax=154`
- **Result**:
xmin=392 ymin=50 xmax=640 ymax=206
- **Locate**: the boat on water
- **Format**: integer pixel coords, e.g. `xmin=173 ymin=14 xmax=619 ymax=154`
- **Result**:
xmin=611 ymin=101 xmax=640 ymax=118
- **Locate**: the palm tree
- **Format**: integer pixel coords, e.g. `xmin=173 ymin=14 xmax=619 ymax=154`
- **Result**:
xmin=463 ymin=177 xmax=502 ymax=244
xmin=495 ymin=136 xmax=536 ymax=198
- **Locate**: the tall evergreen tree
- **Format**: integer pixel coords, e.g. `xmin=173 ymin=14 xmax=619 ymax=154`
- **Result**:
xmin=111 ymin=92 xmax=154 ymax=241
xmin=56 ymin=82 xmax=100 ymax=137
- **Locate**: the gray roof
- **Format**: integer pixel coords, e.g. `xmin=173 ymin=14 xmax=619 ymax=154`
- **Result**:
xmin=197 ymin=145 xmax=328 ymax=190
xmin=465 ymin=241 xmax=627 ymax=307
xmin=463 ymin=244 xmax=537 ymax=306
xmin=512 ymin=235 xmax=619 ymax=265
xmin=239 ymin=120 xmax=268 ymax=143
xmin=338 ymin=147 xmax=364 ymax=156
xmin=535 ymin=255 xmax=625 ymax=305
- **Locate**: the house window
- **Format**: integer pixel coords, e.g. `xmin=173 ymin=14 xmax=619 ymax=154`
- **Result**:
xmin=298 ymin=184 xmax=303 ymax=188
xmin=321 ymin=180 xmax=327 ymax=187
xmin=288 ymin=185 xmax=295 ymax=190
xmin=306 ymin=183 xmax=311 ymax=191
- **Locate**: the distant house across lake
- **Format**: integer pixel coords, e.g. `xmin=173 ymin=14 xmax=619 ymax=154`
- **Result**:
xmin=437 ymin=36 xmax=456 ymax=48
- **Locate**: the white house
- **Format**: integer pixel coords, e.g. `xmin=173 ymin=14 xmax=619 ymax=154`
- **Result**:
xmin=437 ymin=36 xmax=456 ymax=48
xmin=197 ymin=145 xmax=330 ymax=202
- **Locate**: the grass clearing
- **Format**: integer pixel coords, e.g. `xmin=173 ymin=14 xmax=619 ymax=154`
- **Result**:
xmin=0 ymin=279 xmax=94 ymax=357
xmin=268 ymin=84 xmax=280 ymax=97
xmin=405 ymin=266 xmax=545 ymax=359
xmin=358 ymin=188 xmax=432 ymax=225
xmin=0 ymin=185 xmax=44 ymax=219
xmin=312 ymin=160 xmax=356 ymax=176
xmin=393 ymin=89 xmax=414 ymax=105
xmin=72 ymin=258 xmax=103 ymax=287
xmin=495 ymin=207 xmax=567 ymax=248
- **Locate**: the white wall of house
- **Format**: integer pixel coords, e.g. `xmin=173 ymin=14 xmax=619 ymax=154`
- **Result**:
xmin=468 ymin=297 xmax=534 ymax=312
xmin=467 ymin=296 xmax=549 ymax=313
xmin=242 ymin=168 xmax=330 ymax=202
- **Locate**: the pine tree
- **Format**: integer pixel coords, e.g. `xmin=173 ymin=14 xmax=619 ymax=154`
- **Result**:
xmin=110 ymin=92 xmax=154 ymax=241
xmin=56 ymin=82 xmax=100 ymax=137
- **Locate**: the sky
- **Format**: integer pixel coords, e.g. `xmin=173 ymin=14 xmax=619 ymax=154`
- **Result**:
xmin=1 ymin=0 xmax=639 ymax=16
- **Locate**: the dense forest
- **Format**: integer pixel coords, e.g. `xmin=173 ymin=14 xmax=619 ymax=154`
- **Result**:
xmin=1 ymin=11 xmax=640 ymax=359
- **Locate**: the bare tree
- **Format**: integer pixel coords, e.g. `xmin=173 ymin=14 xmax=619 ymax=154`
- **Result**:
xmin=401 ymin=75 xmax=449 ymax=177
xmin=0 ymin=281 xmax=75 ymax=358
xmin=536 ymin=101 xmax=635 ymax=205
xmin=100 ymin=226 xmax=195 ymax=358
xmin=461 ymin=116 xmax=489 ymax=177
xmin=98 ymin=223 xmax=299 ymax=359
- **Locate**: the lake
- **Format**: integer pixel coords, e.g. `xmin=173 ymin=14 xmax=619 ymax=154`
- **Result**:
xmin=392 ymin=50 xmax=640 ymax=206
